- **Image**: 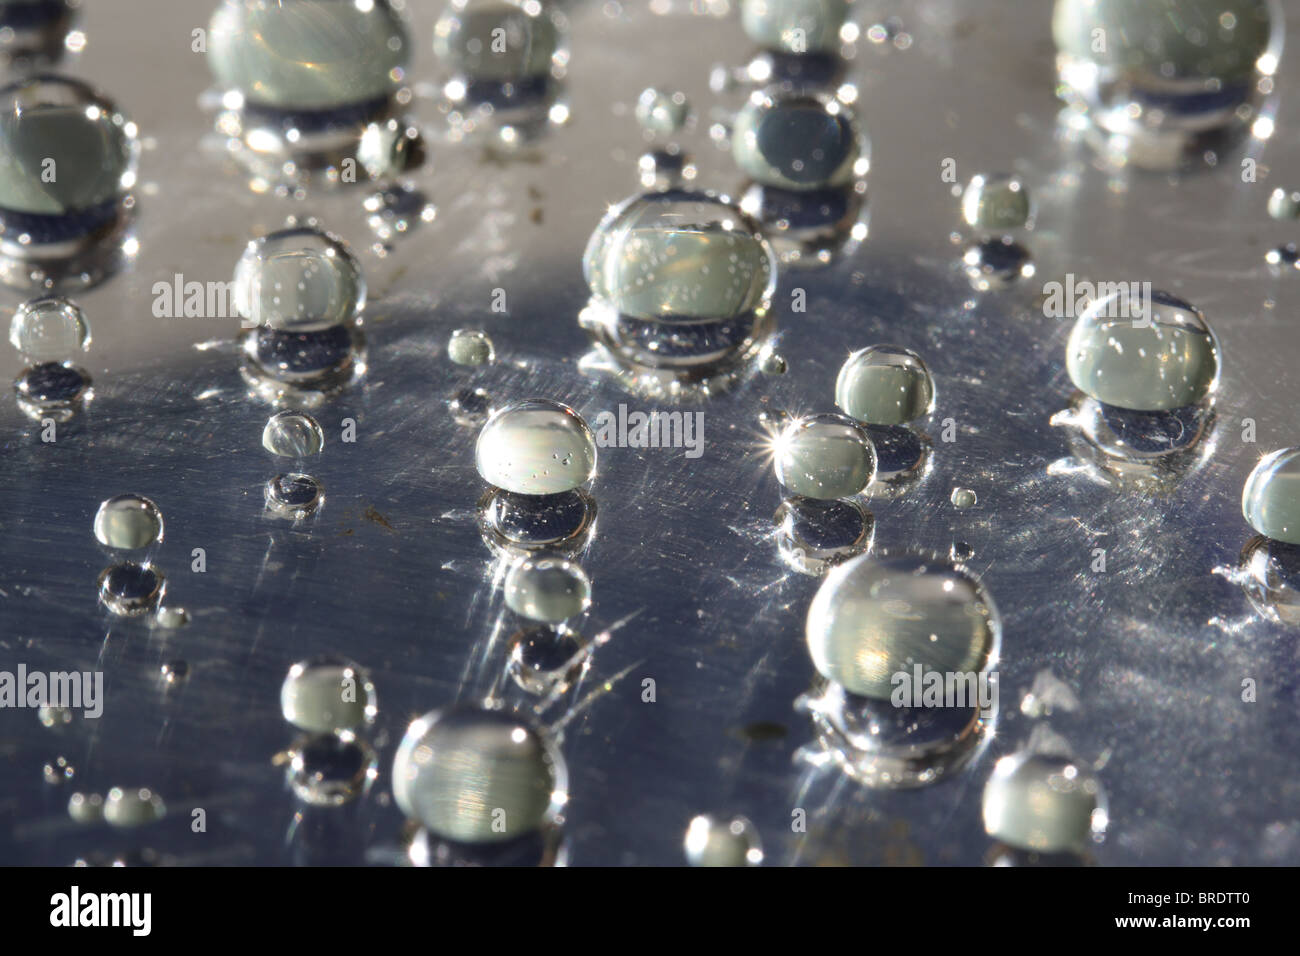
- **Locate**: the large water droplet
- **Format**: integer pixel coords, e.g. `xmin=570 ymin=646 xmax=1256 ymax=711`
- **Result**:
xmin=209 ymin=0 xmax=411 ymax=111
xmin=733 ymin=87 xmax=867 ymax=191
xmin=982 ymin=750 xmax=1107 ymax=854
xmin=772 ymin=412 xmax=877 ymax=500
xmin=805 ymin=552 xmax=1000 ymax=701
xmin=475 ymin=399 xmax=597 ymax=495
xmin=1066 ymin=289 xmax=1219 ymax=411
xmin=739 ymin=0 xmax=850 ymax=54
xmin=1243 ymin=447 xmax=1300 ymax=544
xmin=234 ymin=224 xmax=365 ymax=333
xmin=392 ymin=706 xmax=567 ymax=844
xmin=281 ymin=657 xmax=377 ymax=734
xmin=835 ymin=345 xmax=934 ymax=426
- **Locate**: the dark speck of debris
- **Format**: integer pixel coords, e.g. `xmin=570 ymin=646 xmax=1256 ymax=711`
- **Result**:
xmin=363 ymin=506 xmax=397 ymax=534
xmin=530 ymin=207 xmax=544 ymax=225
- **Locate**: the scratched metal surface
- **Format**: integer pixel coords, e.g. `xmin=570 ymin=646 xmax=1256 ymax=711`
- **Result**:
xmin=1 ymin=0 xmax=1299 ymax=867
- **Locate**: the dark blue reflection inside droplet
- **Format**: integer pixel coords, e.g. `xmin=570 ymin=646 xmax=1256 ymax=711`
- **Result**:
xmin=751 ymin=50 xmax=843 ymax=88
xmin=297 ymin=734 xmax=368 ymax=784
xmin=16 ymin=362 xmax=88 ymax=401
xmin=240 ymin=94 xmax=393 ymax=134
xmin=253 ymin=325 xmax=354 ymax=376
xmin=461 ymin=75 xmax=554 ymax=110
xmin=0 ymin=0 xmax=73 ymax=30
xmin=755 ymin=107 xmax=852 ymax=185
xmin=513 ymin=627 xmax=583 ymax=673
xmin=489 ymin=490 xmax=591 ymax=545
xmin=1094 ymin=402 xmax=1203 ymax=455
xmin=0 ymin=198 xmax=122 ymax=246
xmin=612 ymin=313 xmax=759 ymax=360
xmin=414 ymin=828 xmax=553 ymax=867
xmin=103 ymin=563 xmax=160 ymax=600
xmin=743 ymin=182 xmax=854 ymax=228
xmin=863 ymin=424 xmax=925 ymax=474
xmin=828 ymin=682 xmax=979 ymax=749
xmin=970 ymin=236 xmax=1030 ymax=275
xmin=780 ymin=497 xmax=867 ymax=550
xmin=270 ymin=474 xmax=322 ymax=507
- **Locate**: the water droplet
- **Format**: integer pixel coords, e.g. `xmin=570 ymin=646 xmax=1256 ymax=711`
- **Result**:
xmin=637 ymin=146 xmax=696 ymax=191
xmin=1020 ymin=669 xmax=1081 ymax=718
xmin=477 ymin=486 xmax=597 ymax=557
xmin=8 ymin=295 xmax=90 ymax=361
xmin=93 ymin=494 xmax=164 ymax=550
xmin=860 ymin=423 xmax=932 ymax=492
xmin=1268 ymin=187 xmax=1300 ymax=220
xmin=67 ymin=791 xmax=104 ymax=824
xmin=805 ymin=552 xmax=1000 ymax=700
xmin=358 ymin=116 xmax=425 ymax=180
xmin=1066 ymin=290 xmax=1219 ymax=411
xmin=234 ymin=224 xmax=365 ymax=333
xmin=1235 ymin=534 xmax=1300 ymax=624
xmin=1053 ymin=0 xmax=1280 ymax=168
xmin=504 ymin=555 xmax=592 ymax=623
xmin=835 ymin=345 xmax=934 ymax=426
xmin=241 ymin=322 xmax=367 ymax=400
xmin=507 ymin=626 xmax=587 ymax=695
xmin=1265 ymin=242 xmax=1300 ymax=271
xmin=14 ymin=360 xmax=91 ymax=421
xmin=684 ymin=814 xmax=763 ymax=866
xmin=1243 ymin=447 xmax=1300 ymax=544
xmin=0 ymin=75 xmax=137 ymax=252
xmin=159 ymin=660 xmax=189 ymax=685
xmin=448 ymin=327 xmax=495 ymax=366
xmin=97 ymin=562 xmax=165 ymax=617
xmin=773 ymin=412 xmax=876 ymax=500
xmin=364 ymin=182 xmax=436 ymax=242
xmin=392 ymin=706 xmax=567 ymax=844
xmin=475 ymin=399 xmax=597 ymax=495
xmin=962 ymin=236 xmax=1034 ymax=291
xmin=154 ymin=606 xmax=189 ymax=630
xmin=281 ymin=656 xmax=377 ymax=734
xmin=739 ymin=0 xmax=850 ymax=54
xmin=950 ymin=540 xmax=975 ymax=562
xmin=982 ymin=751 xmax=1107 ymax=854
xmin=760 ymin=350 xmax=787 ymax=375
xmin=584 ymin=190 xmax=775 ymax=323
xmin=103 ymin=786 xmax=165 ymax=827
xmin=774 ymin=496 xmax=874 ymax=575
xmin=635 ymin=87 xmax=690 ymax=136
xmin=38 ymin=705 xmax=73 ymax=728
xmin=950 ymin=486 xmax=978 ymax=509
xmin=435 ymin=0 xmax=566 ymax=101
xmin=450 ymin=386 xmax=495 ymax=427
xmin=262 ymin=409 xmax=325 ymax=457
xmin=208 ymin=0 xmax=410 ymax=111
xmin=1053 ymin=392 xmax=1215 ymax=464
xmin=961 ymin=173 xmax=1033 ymax=231
xmin=734 ymin=88 xmax=867 ymax=191
xmin=286 ymin=731 xmax=377 ymax=806
xmin=265 ymin=473 xmax=325 ymax=519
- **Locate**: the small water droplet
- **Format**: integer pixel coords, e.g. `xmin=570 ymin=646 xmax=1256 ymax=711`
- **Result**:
xmin=635 ymin=87 xmax=690 ymax=136
xmin=507 ymin=626 xmax=587 ymax=695
xmin=43 ymin=755 xmax=73 ymax=784
xmin=262 ymin=409 xmax=325 ymax=457
xmin=103 ymin=786 xmax=165 ymax=827
xmin=8 ymin=295 xmax=90 ymax=361
xmin=962 ymin=236 xmax=1034 ymax=291
xmin=67 ymin=791 xmax=104 ymax=824
xmin=1268 ymin=187 xmax=1300 ymax=220
xmin=1265 ymin=242 xmax=1300 ymax=271
xmin=448 ymin=327 xmax=495 ymax=366
xmin=153 ymin=606 xmax=189 ymax=629
xmin=504 ymin=555 xmax=592 ymax=623
xmin=450 ymin=386 xmax=495 ymax=427
xmin=961 ymin=173 xmax=1033 ymax=231
xmin=14 ymin=361 xmax=91 ymax=421
xmin=159 ymin=660 xmax=189 ymax=685
xmin=684 ymin=814 xmax=763 ymax=866
xmin=950 ymin=486 xmax=978 ymax=508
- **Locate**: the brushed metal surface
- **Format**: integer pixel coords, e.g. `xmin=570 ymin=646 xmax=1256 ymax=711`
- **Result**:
xmin=1 ymin=0 xmax=1299 ymax=866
